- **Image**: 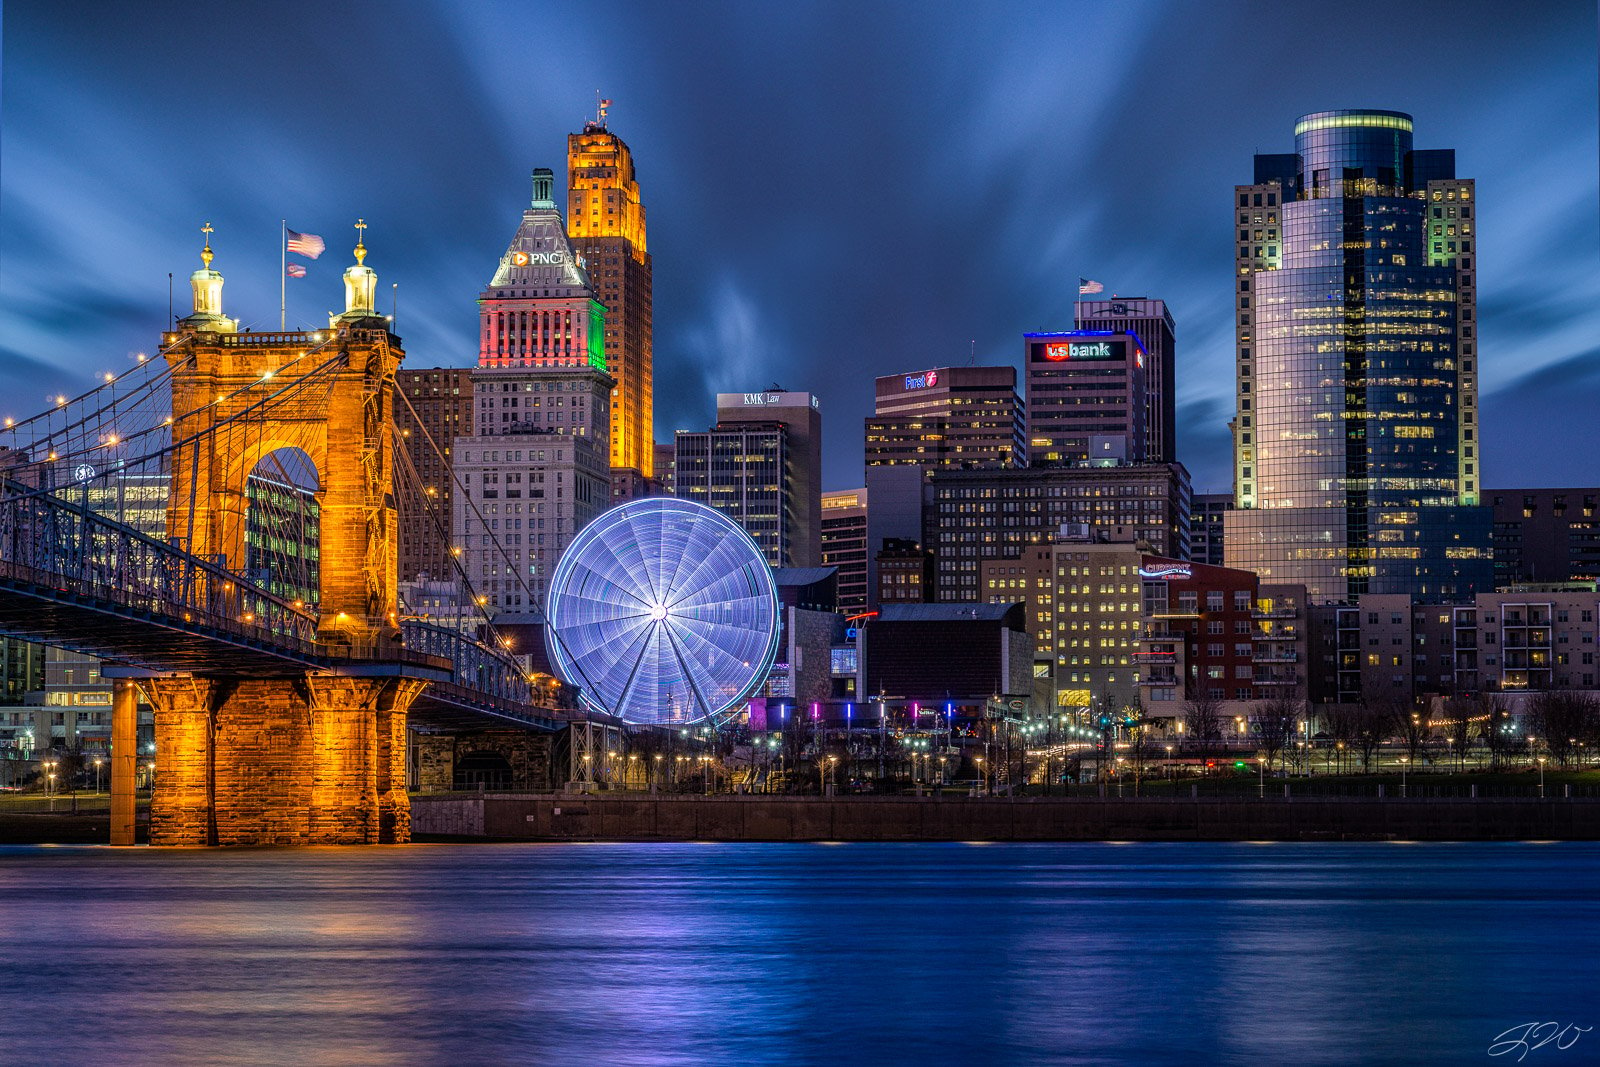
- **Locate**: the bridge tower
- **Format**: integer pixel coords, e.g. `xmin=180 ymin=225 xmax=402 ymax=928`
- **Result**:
xmin=136 ymin=226 xmax=426 ymax=845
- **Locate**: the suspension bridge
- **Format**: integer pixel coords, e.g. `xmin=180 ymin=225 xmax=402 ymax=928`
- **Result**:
xmin=0 ymin=230 xmax=573 ymax=845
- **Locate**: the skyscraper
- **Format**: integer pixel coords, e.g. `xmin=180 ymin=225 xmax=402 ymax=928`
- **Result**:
xmin=821 ymin=488 xmax=869 ymax=616
xmin=395 ymin=367 xmax=473 ymax=582
xmin=865 ymin=366 xmax=1024 ymax=472
xmin=1025 ymin=330 xmax=1149 ymax=466
xmin=1224 ymin=109 xmax=1492 ymax=603
xmin=454 ymin=167 xmax=614 ymax=618
xmin=1074 ymin=298 xmax=1177 ymax=462
xmin=674 ymin=391 xmax=823 ymax=568
xmin=568 ymin=114 xmax=653 ymax=478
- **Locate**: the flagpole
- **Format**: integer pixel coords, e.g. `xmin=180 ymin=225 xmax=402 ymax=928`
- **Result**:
xmin=280 ymin=219 xmax=287 ymax=331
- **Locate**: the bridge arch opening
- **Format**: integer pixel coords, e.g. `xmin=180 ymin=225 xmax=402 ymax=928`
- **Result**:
xmin=244 ymin=446 xmax=320 ymax=607
xmin=453 ymin=751 xmax=513 ymax=792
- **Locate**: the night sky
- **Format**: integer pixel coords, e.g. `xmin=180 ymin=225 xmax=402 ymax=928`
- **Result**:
xmin=2 ymin=1 xmax=1596 ymax=494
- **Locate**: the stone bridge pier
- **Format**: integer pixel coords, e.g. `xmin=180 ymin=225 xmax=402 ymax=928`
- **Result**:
xmin=142 ymin=675 xmax=426 ymax=846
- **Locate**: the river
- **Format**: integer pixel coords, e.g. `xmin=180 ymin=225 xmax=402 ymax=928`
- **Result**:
xmin=2 ymin=842 xmax=1595 ymax=1065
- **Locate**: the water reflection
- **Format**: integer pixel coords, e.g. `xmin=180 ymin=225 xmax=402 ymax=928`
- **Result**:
xmin=0 ymin=843 xmax=1595 ymax=1065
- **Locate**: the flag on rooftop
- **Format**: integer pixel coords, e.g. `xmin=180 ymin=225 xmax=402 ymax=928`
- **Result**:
xmin=286 ymin=263 xmax=306 ymax=278
xmin=1079 ymin=277 xmax=1104 ymax=295
xmin=286 ymin=229 xmax=325 ymax=259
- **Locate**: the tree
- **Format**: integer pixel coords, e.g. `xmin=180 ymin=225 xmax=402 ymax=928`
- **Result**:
xmin=1354 ymin=693 xmax=1401 ymax=773
xmin=1322 ymin=702 xmax=1359 ymax=773
xmin=1527 ymin=690 xmax=1599 ymax=769
xmin=1397 ymin=701 xmax=1433 ymax=766
xmin=1443 ymin=694 xmax=1475 ymax=772
xmin=1254 ymin=698 xmax=1299 ymax=774
xmin=1480 ymin=693 xmax=1514 ymax=771
xmin=1182 ymin=695 xmax=1223 ymax=747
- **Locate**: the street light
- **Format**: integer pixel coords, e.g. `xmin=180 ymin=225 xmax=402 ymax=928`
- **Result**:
xmin=93 ymin=756 xmax=104 ymax=794
xmin=1398 ymin=755 xmax=1409 ymax=798
xmin=1538 ymin=755 xmax=1547 ymax=798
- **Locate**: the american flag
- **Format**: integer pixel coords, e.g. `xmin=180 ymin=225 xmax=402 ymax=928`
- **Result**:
xmin=1079 ymin=277 xmax=1105 ymax=295
xmin=286 ymin=263 xmax=307 ymax=278
xmin=286 ymin=228 xmax=325 ymax=259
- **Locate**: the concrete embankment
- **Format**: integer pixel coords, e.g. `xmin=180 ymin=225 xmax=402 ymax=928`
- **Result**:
xmin=410 ymin=793 xmax=1600 ymax=842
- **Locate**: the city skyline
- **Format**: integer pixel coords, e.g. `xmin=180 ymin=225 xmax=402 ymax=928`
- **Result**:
xmin=1 ymin=2 xmax=1596 ymax=495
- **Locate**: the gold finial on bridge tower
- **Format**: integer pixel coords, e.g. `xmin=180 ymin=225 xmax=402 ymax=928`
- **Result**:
xmin=354 ymin=218 xmax=368 ymax=265
xmin=200 ymin=222 xmax=214 ymax=269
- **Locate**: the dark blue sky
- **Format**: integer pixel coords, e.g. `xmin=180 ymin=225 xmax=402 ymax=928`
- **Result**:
xmin=2 ymin=1 xmax=1596 ymax=493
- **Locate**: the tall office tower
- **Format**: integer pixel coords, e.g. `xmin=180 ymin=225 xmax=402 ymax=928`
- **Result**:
xmin=395 ymin=367 xmax=474 ymax=582
xmin=865 ymin=366 xmax=1024 ymax=472
xmin=453 ymin=364 xmax=613 ymax=619
xmin=924 ymin=463 xmax=1191 ymax=602
xmin=821 ymin=488 xmax=869 ymax=615
xmin=1188 ymin=492 xmax=1233 ymax=566
xmin=1224 ymin=109 xmax=1492 ymax=603
xmin=454 ymin=172 xmax=615 ymax=619
xmin=1024 ymin=331 xmax=1149 ymax=466
xmin=1074 ymin=298 xmax=1176 ymax=462
xmin=674 ymin=391 xmax=823 ymax=568
xmin=568 ymin=115 xmax=653 ymax=477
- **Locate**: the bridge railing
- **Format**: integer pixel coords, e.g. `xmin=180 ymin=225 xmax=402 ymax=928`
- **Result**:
xmin=402 ymin=620 xmax=533 ymax=707
xmin=0 ymin=483 xmax=318 ymax=652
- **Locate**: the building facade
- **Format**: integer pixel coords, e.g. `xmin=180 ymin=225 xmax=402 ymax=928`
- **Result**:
xmin=865 ymin=366 xmax=1024 ymax=472
xmin=1224 ymin=109 xmax=1492 ymax=603
xmin=821 ymin=488 xmax=869 ymax=616
xmin=1074 ymin=298 xmax=1177 ymax=462
xmin=1487 ymin=488 xmax=1600 ymax=587
xmin=1025 ymin=331 xmax=1149 ymax=466
xmin=567 ymin=118 xmax=653 ymax=477
xmin=674 ymin=391 xmax=823 ymax=568
xmin=1189 ymin=492 xmax=1233 ymax=566
xmin=454 ymin=173 xmax=614 ymax=620
xmin=924 ymin=463 xmax=1191 ymax=603
xmin=396 ymin=367 xmax=474 ymax=583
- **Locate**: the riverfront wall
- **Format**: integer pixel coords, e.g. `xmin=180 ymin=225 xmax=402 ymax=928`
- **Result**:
xmin=411 ymin=794 xmax=1600 ymax=842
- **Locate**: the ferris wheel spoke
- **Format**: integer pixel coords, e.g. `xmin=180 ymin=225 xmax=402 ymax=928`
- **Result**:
xmin=609 ymin=622 xmax=662 ymax=721
xmin=656 ymin=506 xmax=710 ymax=602
xmin=663 ymin=539 xmax=750 ymax=608
xmin=660 ymin=616 xmax=718 ymax=723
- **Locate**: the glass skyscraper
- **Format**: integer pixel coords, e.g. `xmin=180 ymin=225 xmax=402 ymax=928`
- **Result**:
xmin=1224 ymin=110 xmax=1493 ymax=604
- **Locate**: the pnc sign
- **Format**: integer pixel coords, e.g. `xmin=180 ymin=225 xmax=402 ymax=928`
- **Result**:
xmin=511 ymin=250 xmax=566 ymax=267
xmin=903 ymin=370 xmax=940 ymax=391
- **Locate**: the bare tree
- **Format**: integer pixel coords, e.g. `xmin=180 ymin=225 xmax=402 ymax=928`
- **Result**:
xmin=1527 ymin=690 xmax=1600 ymax=769
xmin=1183 ymin=695 xmax=1224 ymax=748
xmin=1397 ymin=700 xmax=1433 ymax=766
xmin=1443 ymin=694 xmax=1474 ymax=772
xmin=1479 ymin=692 xmax=1513 ymax=771
xmin=1322 ymin=702 xmax=1359 ymax=774
xmin=1354 ymin=693 xmax=1401 ymax=773
xmin=1255 ymin=698 xmax=1299 ymax=774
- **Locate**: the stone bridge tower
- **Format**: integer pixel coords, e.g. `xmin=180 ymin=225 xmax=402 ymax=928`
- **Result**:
xmin=138 ymin=226 xmax=424 ymax=846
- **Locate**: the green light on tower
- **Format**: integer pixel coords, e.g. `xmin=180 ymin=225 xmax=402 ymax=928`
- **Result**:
xmin=587 ymin=301 xmax=607 ymax=372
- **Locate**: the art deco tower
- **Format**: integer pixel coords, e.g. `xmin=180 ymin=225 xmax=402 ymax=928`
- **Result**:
xmin=1224 ymin=110 xmax=1492 ymax=603
xmin=567 ymin=111 xmax=653 ymax=477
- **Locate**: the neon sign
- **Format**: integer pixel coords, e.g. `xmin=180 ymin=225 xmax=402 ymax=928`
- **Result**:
xmin=511 ymin=251 xmax=566 ymax=267
xmin=1138 ymin=563 xmax=1192 ymax=580
xmin=903 ymin=370 xmax=940 ymax=390
xmin=1043 ymin=340 xmax=1120 ymax=361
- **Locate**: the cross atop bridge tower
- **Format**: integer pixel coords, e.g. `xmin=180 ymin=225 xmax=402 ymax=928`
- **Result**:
xmin=164 ymin=225 xmax=402 ymax=649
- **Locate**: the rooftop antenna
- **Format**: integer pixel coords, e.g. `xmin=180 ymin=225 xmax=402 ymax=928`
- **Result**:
xmin=968 ymin=339 xmax=977 ymax=366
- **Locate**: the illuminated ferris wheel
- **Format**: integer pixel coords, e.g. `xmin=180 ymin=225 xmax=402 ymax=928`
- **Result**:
xmin=544 ymin=497 xmax=780 ymax=727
